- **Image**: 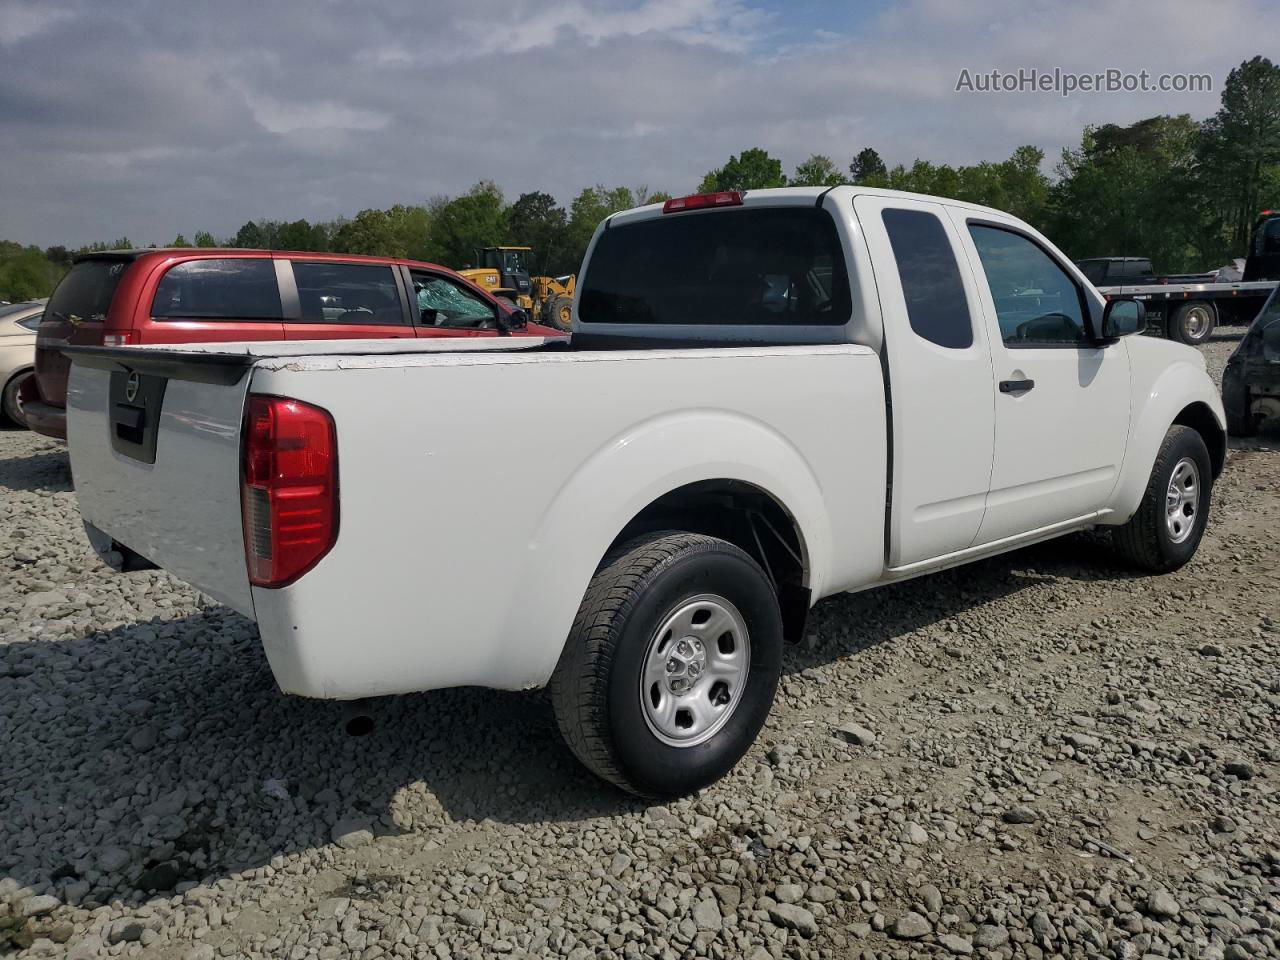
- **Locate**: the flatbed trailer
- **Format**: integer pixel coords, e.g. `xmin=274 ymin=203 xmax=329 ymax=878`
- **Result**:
xmin=1096 ymin=279 xmax=1278 ymax=345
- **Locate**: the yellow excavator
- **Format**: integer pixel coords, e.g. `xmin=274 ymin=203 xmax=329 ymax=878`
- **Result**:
xmin=458 ymin=245 xmax=575 ymax=331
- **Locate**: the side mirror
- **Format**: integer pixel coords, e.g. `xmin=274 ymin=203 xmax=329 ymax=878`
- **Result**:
xmin=1100 ymin=298 xmax=1146 ymax=340
xmin=420 ymin=307 xmax=438 ymax=325
xmin=500 ymin=307 xmax=529 ymax=333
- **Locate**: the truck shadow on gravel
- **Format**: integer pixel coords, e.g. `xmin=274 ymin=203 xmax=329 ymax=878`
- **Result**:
xmin=0 ymin=532 xmax=1143 ymax=912
xmin=0 ymin=448 xmax=71 ymax=494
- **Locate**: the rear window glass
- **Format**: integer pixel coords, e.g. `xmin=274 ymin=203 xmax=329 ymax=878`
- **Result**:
xmin=47 ymin=260 xmax=129 ymax=325
xmin=293 ymin=262 xmax=404 ymax=325
xmin=881 ymin=208 xmax=973 ymax=349
xmin=579 ymin=207 xmax=850 ymax=326
xmin=153 ymin=259 xmax=282 ymax=320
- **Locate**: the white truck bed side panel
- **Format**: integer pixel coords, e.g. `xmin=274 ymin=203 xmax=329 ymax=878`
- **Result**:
xmin=247 ymin=345 xmax=886 ymax=699
xmin=67 ymin=366 xmax=256 ymax=616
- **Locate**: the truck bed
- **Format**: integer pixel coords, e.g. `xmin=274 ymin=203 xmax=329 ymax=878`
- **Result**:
xmin=66 ymin=338 xmax=887 ymax=698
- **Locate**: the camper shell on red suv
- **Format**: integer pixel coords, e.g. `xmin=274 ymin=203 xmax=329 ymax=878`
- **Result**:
xmin=24 ymin=248 xmax=554 ymax=439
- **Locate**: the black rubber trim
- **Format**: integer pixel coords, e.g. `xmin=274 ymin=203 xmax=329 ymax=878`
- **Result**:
xmin=63 ymin=346 xmax=254 ymax=386
xmin=815 ymin=186 xmax=837 ymax=207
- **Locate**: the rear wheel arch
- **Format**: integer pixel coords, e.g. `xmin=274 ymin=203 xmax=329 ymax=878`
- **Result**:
xmin=605 ymin=479 xmax=812 ymax=643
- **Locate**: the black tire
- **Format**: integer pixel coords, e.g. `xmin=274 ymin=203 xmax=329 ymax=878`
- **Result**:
xmin=1112 ymin=425 xmax=1212 ymax=572
xmin=1170 ymin=301 xmax=1216 ymax=345
xmin=1222 ymin=371 xmax=1257 ymax=437
xmin=550 ymin=532 xmax=783 ymax=799
xmin=544 ymin=295 xmax=573 ymax=332
xmin=2 ymin=369 xmax=31 ymax=427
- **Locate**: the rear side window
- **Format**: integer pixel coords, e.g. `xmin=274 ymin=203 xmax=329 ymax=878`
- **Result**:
xmin=47 ymin=260 xmax=130 ymax=324
xmin=579 ymin=207 xmax=850 ymax=325
xmin=292 ymin=262 xmax=404 ymax=325
xmin=153 ymin=259 xmax=281 ymax=320
xmin=1077 ymin=261 xmax=1107 ymax=284
xmin=881 ymin=208 xmax=973 ymax=349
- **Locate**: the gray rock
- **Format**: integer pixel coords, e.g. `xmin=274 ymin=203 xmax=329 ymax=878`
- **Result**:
xmin=456 ymin=907 xmax=485 ymax=928
xmin=108 ymin=919 xmax=146 ymax=944
xmin=1224 ymin=759 xmax=1257 ymax=779
xmin=692 ymin=898 xmax=722 ymax=932
xmin=891 ymin=912 xmax=930 ymax=939
xmin=938 ymin=933 xmax=973 ymax=955
xmin=767 ymin=903 xmax=817 ymax=937
xmin=835 ymin=721 xmax=877 ymax=746
xmin=774 ymin=883 xmax=804 ymax=904
xmin=974 ymin=924 xmax=1009 ymax=949
xmin=331 ymin=817 xmax=374 ymax=849
xmin=1002 ymin=804 xmax=1038 ymax=824
xmin=97 ymin=847 xmax=131 ymax=872
xmin=20 ymin=894 xmax=59 ymax=917
xmin=903 ymin=822 xmax=928 ymax=844
xmin=919 ymin=884 xmax=943 ymax=914
xmin=1146 ymin=887 xmax=1180 ymax=917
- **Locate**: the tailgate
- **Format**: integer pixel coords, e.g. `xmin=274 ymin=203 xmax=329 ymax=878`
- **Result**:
xmin=65 ymin=348 xmax=256 ymax=616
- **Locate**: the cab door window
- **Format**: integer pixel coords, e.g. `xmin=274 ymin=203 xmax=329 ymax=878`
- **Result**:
xmin=291 ymin=262 xmax=406 ymax=325
xmin=968 ymin=225 xmax=1089 ymax=346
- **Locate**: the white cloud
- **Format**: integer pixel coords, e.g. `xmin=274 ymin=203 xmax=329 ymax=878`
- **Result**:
xmin=0 ymin=0 xmax=71 ymax=46
xmin=0 ymin=0 xmax=1273 ymax=246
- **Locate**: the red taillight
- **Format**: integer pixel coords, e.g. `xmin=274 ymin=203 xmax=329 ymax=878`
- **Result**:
xmin=241 ymin=395 xmax=338 ymax=588
xmin=662 ymin=190 xmax=744 ymax=214
xmin=103 ymin=332 xmax=136 ymax=346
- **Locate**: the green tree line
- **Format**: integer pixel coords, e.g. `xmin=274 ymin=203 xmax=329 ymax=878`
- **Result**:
xmin=4 ymin=55 xmax=1277 ymax=302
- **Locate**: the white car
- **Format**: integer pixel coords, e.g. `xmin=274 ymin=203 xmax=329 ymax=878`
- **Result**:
xmin=65 ymin=187 xmax=1225 ymax=797
xmin=0 ymin=300 xmax=45 ymax=426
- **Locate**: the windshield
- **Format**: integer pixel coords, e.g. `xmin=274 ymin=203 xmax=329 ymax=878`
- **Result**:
xmin=579 ymin=207 xmax=850 ymax=326
xmin=46 ymin=259 xmax=129 ymax=325
xmin=503 ymin=250 xmax=529 ymax=274
xmin=0 ymin=302 xmax=42 ymax=320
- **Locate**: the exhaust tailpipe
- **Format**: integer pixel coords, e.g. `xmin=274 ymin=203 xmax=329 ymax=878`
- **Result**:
xmin=341 ymin=700 xmax=375 ymax=737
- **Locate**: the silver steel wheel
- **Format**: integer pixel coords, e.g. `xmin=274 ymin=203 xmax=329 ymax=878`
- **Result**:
xmin=640 ymin=594 xmax=750 ymax=748
xmin=1165 ymin=456 xmax=1200 ymax=544
xmin=1183 ymin=305 xmax=1211 ymax=340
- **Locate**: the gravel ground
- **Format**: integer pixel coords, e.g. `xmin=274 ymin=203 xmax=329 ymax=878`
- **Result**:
xmin=1 ymin=334 xmax=1278 ymax=960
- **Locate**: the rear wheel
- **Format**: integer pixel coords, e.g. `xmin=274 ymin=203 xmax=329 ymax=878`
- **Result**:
xmin=1170 ymin=301 xmax=1216 ymax=345
xmin=1112 ymin=425 xmax=1212 ymax=572
xmin=550 ymin=532 xmax=783 ymax=798
xmin=1 ymin=369 xmax=31 ymax=427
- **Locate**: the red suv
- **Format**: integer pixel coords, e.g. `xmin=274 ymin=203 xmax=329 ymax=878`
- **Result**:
xmin=24 ymin=249 xmax=557 ymax=439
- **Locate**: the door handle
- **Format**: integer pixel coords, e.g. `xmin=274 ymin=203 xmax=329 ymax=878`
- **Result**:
xmin=999 ymin=378 xmax=1035 ymax=393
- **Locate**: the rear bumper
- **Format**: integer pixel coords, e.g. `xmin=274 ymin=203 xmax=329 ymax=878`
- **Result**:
xmin=19 ymin=385 xmax=66 ymax=440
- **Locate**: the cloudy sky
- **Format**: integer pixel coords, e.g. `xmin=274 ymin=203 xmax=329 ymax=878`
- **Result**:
xmin=0 ymin=0 xmax=1274 ymax=247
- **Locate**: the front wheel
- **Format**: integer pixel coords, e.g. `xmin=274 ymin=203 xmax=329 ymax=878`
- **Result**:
xmin=1112 ymin=425 xmax=1212 ymax=572
xmin=550 ymin=532 xmax=783 ymax=798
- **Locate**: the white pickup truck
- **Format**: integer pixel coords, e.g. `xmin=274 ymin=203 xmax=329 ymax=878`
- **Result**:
xmin=65 ymin=186 xmax=1226 ymax=798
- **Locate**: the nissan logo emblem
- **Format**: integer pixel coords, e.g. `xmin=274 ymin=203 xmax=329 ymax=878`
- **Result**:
xmin=124 ymin=371 xmax=140 ymax=403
